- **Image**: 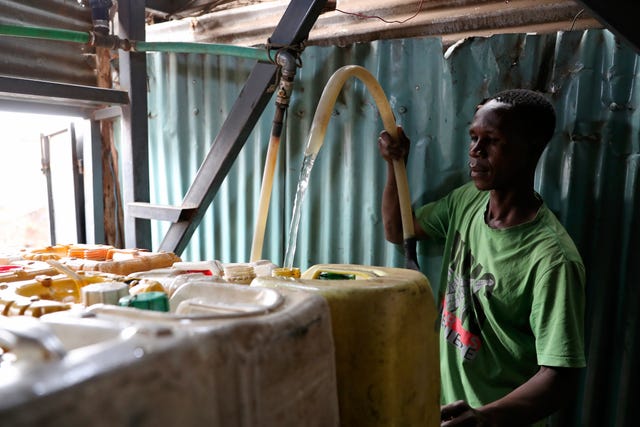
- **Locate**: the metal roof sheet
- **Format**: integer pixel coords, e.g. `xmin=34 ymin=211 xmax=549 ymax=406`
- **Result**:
xmin=146 ymin=0 xmax=602 ymax=47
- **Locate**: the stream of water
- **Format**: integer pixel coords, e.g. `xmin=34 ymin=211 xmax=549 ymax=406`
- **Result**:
xmin=283 ymin=153 xmax=317 ymax=269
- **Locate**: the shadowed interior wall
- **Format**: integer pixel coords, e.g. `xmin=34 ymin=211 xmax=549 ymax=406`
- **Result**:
xmin=145 ymin=29 xmax=639 ymax=426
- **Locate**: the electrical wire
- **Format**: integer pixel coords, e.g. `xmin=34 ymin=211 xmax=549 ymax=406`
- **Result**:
xmin=569 ymin=9 xmax=585 ymax=32
xmin=335 ymin=0 xmax=425 ymax=25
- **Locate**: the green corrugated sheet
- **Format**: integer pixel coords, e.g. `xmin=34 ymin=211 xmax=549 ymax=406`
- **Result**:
xmin=146 ymin=29 xmax=639 ymax=426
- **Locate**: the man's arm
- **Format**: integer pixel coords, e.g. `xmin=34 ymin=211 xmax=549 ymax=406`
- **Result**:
xmin=381 ymin=159 xmax=404 ymax=244
xmin=441 ymin=365 xmax=581 ymax=427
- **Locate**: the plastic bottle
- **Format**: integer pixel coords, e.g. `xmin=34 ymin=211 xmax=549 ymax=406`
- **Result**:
xmin=272 ymin=267 xmax=301 ymax=278
xmin=223 ymin=264 xmax=256 ymax=285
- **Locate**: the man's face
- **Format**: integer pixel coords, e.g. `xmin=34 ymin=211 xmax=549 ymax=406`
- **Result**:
xmin=468 ymin=100 xmax=532 ymax=191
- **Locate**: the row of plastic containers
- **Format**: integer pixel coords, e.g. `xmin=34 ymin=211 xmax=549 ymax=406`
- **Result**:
xmin=0 ymin=244 xmax=439 ymax=426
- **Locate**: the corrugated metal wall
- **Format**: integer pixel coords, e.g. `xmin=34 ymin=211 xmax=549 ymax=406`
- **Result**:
xmin=146 ymin=29 xmax=639 ymax=426
xmin=0 ymin=0 xmax=96 ymax=85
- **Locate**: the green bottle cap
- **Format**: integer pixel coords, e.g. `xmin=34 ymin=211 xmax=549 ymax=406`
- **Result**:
xmin=118 ymin=291 xmax=169 ymax=312
xmin=318 ymin=271 xmax=356 ymax=280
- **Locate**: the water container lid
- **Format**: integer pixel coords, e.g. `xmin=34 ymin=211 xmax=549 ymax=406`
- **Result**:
xmin=82 ymin=281 xmax=129 ymax=306
xmin=119 ymin=291 xmax=169 ymax=312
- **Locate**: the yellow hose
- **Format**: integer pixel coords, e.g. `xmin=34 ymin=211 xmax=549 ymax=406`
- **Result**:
xmin=305 ymin=65 xmax=415 ymax=240
xmin=45 ymin=259 xmax=85 ymax=298
xmin=250 ymin=134 xmax=281 ymax=262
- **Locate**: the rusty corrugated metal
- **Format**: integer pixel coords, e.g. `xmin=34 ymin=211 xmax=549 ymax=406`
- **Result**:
xmin=146 ymin=0 xmax=602 ymax=47
xmin=146 ymin=0 xmax=243 ymax=21
xmin=146 ymin=28 xmax=638 ymax=426
xmin=0 ymin=0 xmax=96 ymax=86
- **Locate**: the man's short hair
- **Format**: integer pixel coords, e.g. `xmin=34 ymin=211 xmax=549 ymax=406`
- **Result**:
xmin=482 ymin=89 xmax=557 ymax=149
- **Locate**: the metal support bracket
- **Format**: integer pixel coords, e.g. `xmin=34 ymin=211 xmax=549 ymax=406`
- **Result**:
xmin=129 ymin=0 xmax=328 ymax=255
xmin=0 ymin=76 xmax=129 ymax=117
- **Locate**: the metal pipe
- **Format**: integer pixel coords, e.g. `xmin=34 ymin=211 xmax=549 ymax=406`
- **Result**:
xmin=40 ymin=134 xmax=56 ymax=245
xmin=0 ymin=23 xmax=272 ymax=61
xmin=0 ymin=23 xmax=90 ymax=44
xmin=133 ymin=41 xmax=271 ymax=62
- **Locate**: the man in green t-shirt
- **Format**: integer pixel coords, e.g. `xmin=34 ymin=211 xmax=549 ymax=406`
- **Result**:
xmin=378 ymin=89 xmax=586 ymax=426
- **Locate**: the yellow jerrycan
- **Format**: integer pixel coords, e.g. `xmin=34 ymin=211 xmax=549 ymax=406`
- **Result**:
xmin=253 ymin=263 xmax=439 ymax=426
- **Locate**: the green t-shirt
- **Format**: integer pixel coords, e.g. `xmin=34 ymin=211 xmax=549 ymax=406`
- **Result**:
xmin=416 ymin=182 xmax=586 ymax=415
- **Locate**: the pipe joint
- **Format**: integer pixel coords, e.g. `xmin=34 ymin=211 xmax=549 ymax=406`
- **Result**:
xmin=275 ymin=50 xmax=298 ymax=80
xmin=274 ymin=50 xmax=298 ymax=107
xmin=90 ymin=32 xmax=131 ymax=51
